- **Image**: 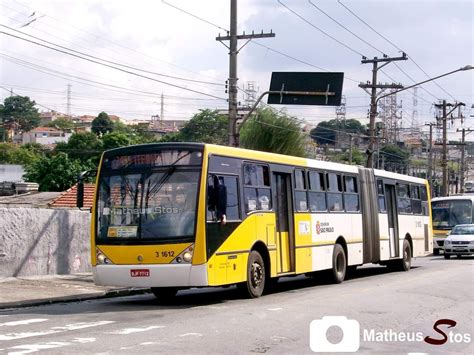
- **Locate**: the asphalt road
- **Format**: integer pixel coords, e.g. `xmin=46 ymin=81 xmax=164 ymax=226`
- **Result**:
xmin=0 ymin=255 xmax=473 ymax=354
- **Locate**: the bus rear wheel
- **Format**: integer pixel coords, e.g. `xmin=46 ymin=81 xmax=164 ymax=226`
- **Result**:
xmin=151 ymin=287 xmax=178 ymax=302
xmin=240 ymin=250 xmax=265 ymax=298
xmin=392 ymin=239 xmax=412 ymax=271
xmin=331 ymin=244 xmax=347 ymax=284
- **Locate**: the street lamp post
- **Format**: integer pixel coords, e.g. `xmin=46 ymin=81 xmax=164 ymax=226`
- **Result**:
xmin=366 ymin=65 xmax=473 ymax=168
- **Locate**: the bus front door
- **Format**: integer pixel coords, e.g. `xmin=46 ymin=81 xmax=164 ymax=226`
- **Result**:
xmin=385 ymin=184 xmax=400 ymax=258
xmin=273 ymin=173 xmax=295 ymax=274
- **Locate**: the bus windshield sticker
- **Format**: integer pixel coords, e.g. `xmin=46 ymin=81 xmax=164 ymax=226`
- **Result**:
xmin=107 ymin=226 xmax=138 ymax=238
xmin=248 ymin=199 xmax=257 ymax=211
xmin=299 ymin=221 xmax=310 ymax=235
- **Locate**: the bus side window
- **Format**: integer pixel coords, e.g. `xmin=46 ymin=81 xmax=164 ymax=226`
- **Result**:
xmin=243 ymin=164 xmax=272 ymax=213
xmin=420 ymin=186 xmax=429 ymax=216
xmin=397 ymin=183 xmax=412 ymax=214
xmin=294 ymin=169 xmax=308 ymax=212
xmin=327 ymin=172 xmax=343 ymax=212
xmin=377 ymin=180 xmax=386 ymax=213
xmin=344 ymin=176 xmax=359 ymax=212
xmin=411 ymin=185 xmax=422 ymax=215
xmin=308 ymin=170 xmax=327 ymax=212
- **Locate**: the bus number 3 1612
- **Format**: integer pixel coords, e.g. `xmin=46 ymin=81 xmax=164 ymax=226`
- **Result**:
xmin=156 ymin=251 xmax=175 ymax=258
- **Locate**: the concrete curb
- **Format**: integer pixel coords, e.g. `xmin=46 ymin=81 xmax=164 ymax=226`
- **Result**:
xmin=0 ymin=287 xmax=150 ymax=310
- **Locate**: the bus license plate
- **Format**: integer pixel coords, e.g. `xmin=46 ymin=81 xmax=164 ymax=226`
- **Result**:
xmin=130 ymin=269 xmax=150 ymax=277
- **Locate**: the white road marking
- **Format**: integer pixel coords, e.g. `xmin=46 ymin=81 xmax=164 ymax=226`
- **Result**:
xmin=179 ymin=333 xmax=203 ymax=337
xmin=0 ymin=321 xmax=114 ymax=341
xmin=106 ymin=326 xmax=164 ymax=335
xmin=267 ymin=308 xmax=282 ymax=311
xmin=140 ymin=342 xmax=156 ymax=345
xmin=0 ymin=320 xmax=48 ymax=327
xmin=72 ymin=338 xmax=96 ymax=344
xmin=7 ymin=341 xmax=70 ymax=355
xmin=51 ymin=321 xmax=114 ymax=331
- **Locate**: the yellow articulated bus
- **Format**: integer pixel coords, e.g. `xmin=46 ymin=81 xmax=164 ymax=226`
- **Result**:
xmin=89 ymin=143 xmax=433 ymax=300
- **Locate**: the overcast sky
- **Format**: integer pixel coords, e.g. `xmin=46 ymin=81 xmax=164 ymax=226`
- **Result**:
xmin=0 ymin=0 xmax=472 ymax=137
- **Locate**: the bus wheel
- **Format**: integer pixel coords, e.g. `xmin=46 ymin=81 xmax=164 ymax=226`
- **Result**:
xmin=151 ymin=287 xmax=178 ymax=302
xmin=242 ymin=250 xmax=265 ymax=298
xmin=393 ymin=240 xmax=412 ymax=271
xmin=331 ymin=244 xmax=347 ymax=284
xmin=433 ymin=248 xmax=440 ymax=256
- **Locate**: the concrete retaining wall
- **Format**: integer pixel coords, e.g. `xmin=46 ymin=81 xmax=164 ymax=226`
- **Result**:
xmin=0 ymin=208 xmax=91 ymax=277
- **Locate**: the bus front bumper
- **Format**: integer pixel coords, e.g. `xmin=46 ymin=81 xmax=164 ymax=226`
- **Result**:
xmin=93 ymin=264 xmax=208 ymax=287
xmin=433 ymin=237 xmax=445 ymax=251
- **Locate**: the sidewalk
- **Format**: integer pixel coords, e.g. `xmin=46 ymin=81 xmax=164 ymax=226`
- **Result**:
xmin=0 ymin=273 xmax=149 ymax=309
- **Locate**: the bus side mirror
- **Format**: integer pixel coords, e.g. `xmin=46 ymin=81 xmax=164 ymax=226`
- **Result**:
xmin=76 ymin=169 xmax=97 ymax=209
xmin=77 ymin=180 xmax=84 ymax=208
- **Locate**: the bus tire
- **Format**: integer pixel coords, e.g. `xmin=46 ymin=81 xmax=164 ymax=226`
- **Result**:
xmin=444 ymin=253 xmax=450 ymax=259
xmin=151 ymin=287 xmax=178 ymax=302
xmin=393 ymin=239 xmax=412 ymax=271
xmin=433 ymin=248 xmax=440 ymax=256
xmin=241 ymin=250 xmax=266 ymax=298
xmin=331 ymin=244 xmax=347 ymax=284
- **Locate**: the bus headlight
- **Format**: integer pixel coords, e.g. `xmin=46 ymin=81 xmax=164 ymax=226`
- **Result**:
xmin=444 ymin=240 xmax=451 ymax=245
xmin=172 ymin=245 xmax=194 ymax=264
xmin=183 ymin=252 xmax=193 ymax=263
xmin=96 ymin=251 xmax=113 ymax=265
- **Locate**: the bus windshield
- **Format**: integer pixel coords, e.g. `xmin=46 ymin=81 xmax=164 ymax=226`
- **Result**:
xmin=432 ymin=200 xmax=473 ymax=230
xmin=96 ymin=169 xmax=200 ymax=243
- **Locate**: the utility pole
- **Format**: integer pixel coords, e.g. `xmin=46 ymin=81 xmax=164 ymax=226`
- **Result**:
xmin=435 ymin=100 xmax=465 ymax=196
xmin=425 ymin=122 xmax=436 ymax=187
xmin=456 ymin=128 xmax=474 ymax=193
xmin=217 ymin=0 xmax=275 ymax=146
xmin=359 ymin=54 xmax=407 ymax=168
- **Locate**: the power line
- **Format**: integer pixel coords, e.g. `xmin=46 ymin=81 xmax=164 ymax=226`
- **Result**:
xmin=307 ymin=0 xmax=385 ymax=56
xmin=0 ymin=30 xmax=227 ymax=101
xmin=278 ymin=0 xmax=364 ymax=57
xmin=0 ymin=0 xmax=224 ymax=84
xmin=336 ymin=0 xmax=458 ymax=102
xmin=161 ymin=0 xmax=228 ymax=32
xmin=0 ymin=24 xmax=223 ymax=87
xmin=303 ymin=1 xmax=441 ymax=102
xmin=161 ymin=0 xmax=364 ymax=84
xmin=0 ymin=53 xmax=227 ymax=111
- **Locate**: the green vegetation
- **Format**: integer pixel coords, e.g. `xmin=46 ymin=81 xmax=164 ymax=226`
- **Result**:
xmin=310 ymin=119 xmax=366 ymax=146
xmin=0 ymin=96 xmax=41 ymax=132
xmin=160 ymin=109 xmax=228 ymax=144
xmin=240 ymin=108 xmax=306 ymax=157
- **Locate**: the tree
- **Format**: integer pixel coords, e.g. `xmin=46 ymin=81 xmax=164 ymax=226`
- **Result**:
xmin=55 ymin=132 xmax=103 ymax=162
xmin=175 ymin=109 xmax=228 ymax=144
xmin=380 ymin=144 xmax=410 ymax=173
xmin=340 ymin=148 xmax=365 ymax=165
xmin=24 ymin=153 xmax=93 ymax=191
xmin=0 ymin=142 xmax=45 ymax=165
xmin=240 ymin=108 xmax=306 ymax=157
xmin=91 ymin=111 xmax=114 ymax=136
xmin=46 ymin=117 xmax=75 ymax=131
xmin=310 ymin=119 xmax=366 ymax=146
xmin=0 ymin=95 xmax=40 ymax=132
xmin=102 ymin=131 xmax=134 ymax=150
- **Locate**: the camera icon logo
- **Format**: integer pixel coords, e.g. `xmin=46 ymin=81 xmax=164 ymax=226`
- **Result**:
xmin=310 ymin=316 xmax=360 ymax=352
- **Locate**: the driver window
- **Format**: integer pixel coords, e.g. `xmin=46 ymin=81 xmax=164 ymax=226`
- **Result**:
xmin=207 ymin=174 xmax=240 ymax=222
